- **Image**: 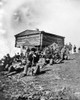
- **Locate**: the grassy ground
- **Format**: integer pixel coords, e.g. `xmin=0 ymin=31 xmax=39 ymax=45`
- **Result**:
xmin=0 ymin=53 xmax=80 ymax=100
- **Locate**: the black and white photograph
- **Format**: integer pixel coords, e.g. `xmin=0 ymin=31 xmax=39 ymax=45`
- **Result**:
xmin=0 ymin=0 xmax=80 ymax=100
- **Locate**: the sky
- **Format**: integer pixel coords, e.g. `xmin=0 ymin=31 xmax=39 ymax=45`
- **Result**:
xmin=0 ymin=0 xmax=80 ymax=58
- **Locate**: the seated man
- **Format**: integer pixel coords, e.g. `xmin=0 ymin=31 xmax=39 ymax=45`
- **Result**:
xmin=44 ymin=47 xmax=52 ymax=64
xmin=22 ymin=48 xmax=40 ymax=76
xmin=3 ymin=54 xmax=13 ymax=71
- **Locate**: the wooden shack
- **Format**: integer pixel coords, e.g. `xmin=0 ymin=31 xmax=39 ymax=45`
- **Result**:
xmin=15 ymin=29 xmax=65 ymax=50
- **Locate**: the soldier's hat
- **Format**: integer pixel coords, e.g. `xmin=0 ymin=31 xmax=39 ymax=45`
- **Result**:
xmin=31 ymin=48 xmax=36 ymax=52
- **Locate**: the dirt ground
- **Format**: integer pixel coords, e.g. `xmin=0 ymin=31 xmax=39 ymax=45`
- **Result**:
xmin=0 ymin=53 xmax=80 ymax=100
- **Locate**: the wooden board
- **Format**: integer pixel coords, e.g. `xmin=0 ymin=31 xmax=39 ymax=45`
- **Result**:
xmin=15 ymin=34 xmax=41 ymax=47
xmin=43 ymin=33 xmax=64 ymax=47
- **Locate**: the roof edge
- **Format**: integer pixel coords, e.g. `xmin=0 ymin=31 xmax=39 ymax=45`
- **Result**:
xmin=15 ymin=29 xmax=41 ymax=37
xmin=41 ymin=31 xmax=65 ymax=38
xmin=14 ymin=29 xmax=65 ymax=38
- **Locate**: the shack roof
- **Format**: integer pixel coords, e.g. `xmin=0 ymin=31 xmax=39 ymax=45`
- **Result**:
xmin=15 ymin=29 xmax=65 ymax=38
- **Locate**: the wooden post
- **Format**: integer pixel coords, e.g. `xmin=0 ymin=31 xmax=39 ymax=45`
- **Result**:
xmin=40 ymin=32 xmax=42 ymax=51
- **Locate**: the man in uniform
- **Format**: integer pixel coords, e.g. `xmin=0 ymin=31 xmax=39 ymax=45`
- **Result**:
xmin=73 ymin=45 xmax=76 ymax=53
xmin=22 ymin=48 xmax=40 ymax=76
xmin=4 ymin=54 xmax=12 ymax=71
xmin=60 ymin=45 xmax=67 ymax=60
xmin=44 ymin=47 xmax=52 ymax=64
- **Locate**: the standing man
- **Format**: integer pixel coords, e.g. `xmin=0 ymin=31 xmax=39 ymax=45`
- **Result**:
xmin=73 ymin=45 xmax=76 ymax=53
xmin=60 ymin=46 xmax=67 ymax=60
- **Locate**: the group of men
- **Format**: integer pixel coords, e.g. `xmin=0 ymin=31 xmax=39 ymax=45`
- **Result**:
xmin=43 ymin=45 xmax=69 ymax=65
xmin=1 ymin=54 xmax=12 ymax=71
xmin=22 ymin=44 xmax=69 ymax=76
xmin=0 ymin=44 xmax=70 ymax=76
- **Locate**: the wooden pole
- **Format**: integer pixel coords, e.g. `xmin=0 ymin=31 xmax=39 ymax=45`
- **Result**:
xmin=40 ymin=32 xmax=42 ymax=51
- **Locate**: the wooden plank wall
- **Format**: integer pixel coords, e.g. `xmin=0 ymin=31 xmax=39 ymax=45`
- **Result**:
xmin=43 ymin=33 xmax=64 ymax=48
xmin=16 ymin=34 xmax=40 ymax=47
